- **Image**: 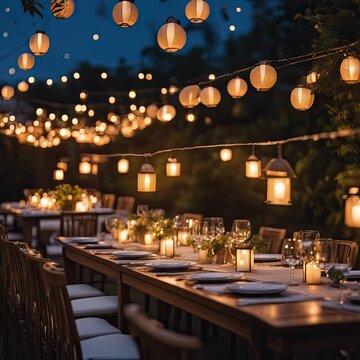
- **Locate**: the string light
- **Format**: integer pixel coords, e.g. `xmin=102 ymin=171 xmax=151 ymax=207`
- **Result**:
xmin=118 ymin=158 xmax=129 ymax=173
xmin=220 ymin=148 xmax=232 ymax=161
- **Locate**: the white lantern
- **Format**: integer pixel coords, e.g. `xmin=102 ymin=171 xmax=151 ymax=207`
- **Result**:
xmin=220 ymin=148 xmax=232 ymax=162
xmin=227 ymin=77 xmax=248 ymax=98
xmin=29 ymin=31 xmax=50 ymax=56
xmin=344 ymin=187 xmax=360 ymax=228
xmin=53 ymin=169 xmax=64 ymax=181
xmin=112 ymin=0 xmax=138 ymax=28
xmin=340 ymin=55 xmax=360 ymax=84
xmin=157 ymin=104 xmax=176 ymax=122
xmin=290 ymin=79 xmax=315 ymax=111
xmin=179 ymin=85 xmax=201 ymax=108
xmin=199 ymin=86 xmax=221 ymax=107
xmin=79 ymin=159 xmax=92 ymax=174
xmin=157 ymin=17 xmax=186 ymax=53
xmin=146 ymin=104 xmax=158 ymax=118
xmin=306 ymin=71 xmax=320 ymax=85
xmin=118 ymin=158 xmax=129 ymax=173
xmin=185 ymin=0 xmax=210 ymax=23
xmin=250 ymin=61 xmax=277 ymax=91
xmin=137 ymin=163 xmax=156 ymax=192
xmin=235 ymin=245 xmax=254 ymax=272
xmin=50 ymin=0 xmax=75 ymax=19
xmin=57 ymin=159 xmax=68 ymax=171
xmin=166 ymin=158 xmax=181 ymax=176
xmin=1 ymin=85 xmax=15 ymax=100
xmin=17 ymin=81 xmax=29 ymax=92
xmin=18 ymin=53 xmax=35 ymax=70
xmin=245 ymin=150 xmax=262 ymax=179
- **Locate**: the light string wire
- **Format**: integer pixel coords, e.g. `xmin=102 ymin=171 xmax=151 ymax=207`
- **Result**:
xmin=85 ymin=128 xmax=360 ymax=160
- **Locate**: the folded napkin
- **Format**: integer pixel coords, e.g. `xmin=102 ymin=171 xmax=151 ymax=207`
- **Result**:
xmin=322 ymin=300 xmax=360 ymax=313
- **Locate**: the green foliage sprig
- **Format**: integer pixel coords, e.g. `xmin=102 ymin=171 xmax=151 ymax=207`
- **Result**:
xmin=53 ymin=184 xmax=83 ymax=210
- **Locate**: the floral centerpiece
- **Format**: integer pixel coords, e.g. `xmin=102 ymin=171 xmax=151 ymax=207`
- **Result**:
xmin=53 ymin=184 xmax=84 ymax=211
xmin=151 ymin=217 xmax=176 ymax=241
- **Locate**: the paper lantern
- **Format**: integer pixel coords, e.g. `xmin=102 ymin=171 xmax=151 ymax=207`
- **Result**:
xmin=235 ymin=245 xmax=254 ymax=272
xmin=79 ymin=159 xmax=92 ymax=174
xmin=199 ymin=86 xmax=221 ymax=107
xmin=112 ymin=0 xmax=138 ymax=28
xmin=57 ymin=159 xmax=68 ymax=171
xmin=227 ymin=77 xmax=248 ymax=98
xmin=290 ymin=80 xmax=315 ymax=111
xmin=17 ymin=81 xmax=29 ymax=92
xmin=166 ymin=158 xmax=181 ymax=176
xmin=146 ymin=104 xmax=158 ymax=118
xmin=53 ymin=169 xmax=64 ymax=181
xmin=250 ymin=61 xmax=277 ymax=91
xmin=185 ymin=0 xmax=210 ymax=23
xmin=245 ymin=154 xmax=262 ymax=178
xmin=29 ymin=31 xmax=50 ymax=56
xmin=179 ymin=85 xmax=201 ymax=108
xmin=1 ymin=85 xmax=15 ymax=100
xmin=137 ymin=163 xmax=156 ymax=192
xmin=157 ymin=17 xmax=186 ymax=53
xmin=344 ymin=187 xmax=360 ymax=228
xmin=118 ymin=158 xmax=129 ymax=173
xmin=50 ymin=0 xmax=75 ymax=19
xmin=18 ymin=53 xmax=35 ymax=70
xmin=306 ymin=71 xmax=320 ymax=85
xmin=157 ymin=104 xmax=176 ymax=122
xmin=220 ymin=148 xmax=232 ymax=162
xmin=340 ymin=55 xmax=360 ymax=84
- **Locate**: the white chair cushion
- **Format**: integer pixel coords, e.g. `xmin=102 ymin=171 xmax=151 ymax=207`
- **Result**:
xmin=81 ymin=334 xmax=139 ymax=360
xmin=67 ymin=284 xmax=105 ymax=300
xmin=72 ymin=295 xmax=118 ymax=318
xmin=76 ymin=317 xmax=121 ymax=340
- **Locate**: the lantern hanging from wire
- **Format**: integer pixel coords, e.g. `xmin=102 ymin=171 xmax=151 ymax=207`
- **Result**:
xmin=17 ymin=81 xmax=29 ymax=92
xmin=227 ymin=77 xmax=248 ymax=98
xmin=138 ymin=161 xmax=156 ymax=192
xmin=157 ymin=104 xmax=176 ymax=122
xmin=79 ymin=157 xmax=92 ymax=174
xmin=29 ymin=31 xmax=50 ymax=56
xmin=245 ymin=145 xmax=262 ymax=178
xmin=112 ymin=0 xmax=138 ymax=28
xmin=1 ymin=85 xmax=15 ymax=100
xmin=199 ymin=86 xmax=221 ymax=107
xmin=185 ymin=0 xmax=210 ymax=23
xmin=290 ymin=77 xmax=315 ymax=111
xmin=50 ymin=0 xmax=75 ymax=19
xmin=340 ymin=55 xmax=360 ymax=84
xmin=306 ymin=71 xmax=320 ymax=85
xmin=18 ymin=53 xmax=35 ymax=70
xmin=91 ymin=163 xmax=99 ymax=175
xmin=344 ymin=187 xmax=360 ymax=228
xmin=166 ymin=158 xmax=181 ymax=176
xmin=118 ymin=158 xmax=129 ymax=173
xmin=220 ymin=148 xmax=232 ymax=162
xmin=179 ymin=85 xmax=201 ymax=108
xmin=157 ymin=17 xmax=186 ymax=53
xmin=250 ymin=61 xmax=277 ymax=91
xmin=53 ymin=169 xmax=64 ymax=181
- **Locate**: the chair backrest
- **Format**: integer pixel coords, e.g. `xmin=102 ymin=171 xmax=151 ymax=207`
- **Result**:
xmin=116 ymin=196 xmax=135 ymax=213
xmin=102 ymin=194 xmax=116 ymax=209
xmin=259 ymin=226 xmax=287 ymax=254
xmin=124 ymin=303 xmax=202 ymax=360
xmin=60 ymin=212 xmax=99 ymax=237
xmin=333 ymin=239 xmax=359 ymax=267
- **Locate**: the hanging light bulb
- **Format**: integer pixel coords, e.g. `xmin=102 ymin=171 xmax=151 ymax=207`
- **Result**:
xmin=227 ymin=77 xmax=248 ymax=98
xmin=118 ymin=158 xmax=129 ymax=173
xmin=220 ymin=148 xmax=232 ymax=162
xmin=18 ymin=53 xmax=35 ymax=70
xmin=112 ymin=0 xmax=138 ymax=28
xmin=306 ymin=71 xmax=320 ymax=85
xmin=137 ymin=161 xmax=156 ymax=192
xmin=290 ymin=77 xmax=315 ymax=111
xmin=156 ymin=104 xmax=176 ymax=122
xmin=250 ymin=61 xmax=277 ymax=91
xmin=245 ymin=145 xmax=262 ymax=178
xmin=29 ymin=31 xmax=50 ymax=56
xmin=17 ymin=81 xmax=29 ymax=92
xmin=185 ymin=111 xmax=197 ymax=122
xmin=344 ymin=187 xmax=360 ymax=228
xmin=50 ymin=0 xmax=75 ymax=19
xmin=340 ymin=55 xmax=360 ymax=84
xmin=185 ymin=0 xmax=210 ymax=23
xmin=166 ymin=158 xmax=181 ymax=176
xmin=79 ymin=157 xmax=92 ymax=174
xmin=179 ymin=85 xmax=201 ymax=108
xmin=53 ymin=169 xmax=64 ymax=181
xmin=263 ymin=145 xmax=296 ymax=206
xmin=157 ymin=17 xmax=186 ymax=53
xmin=1 ymin=85 xmax=15 ymax=100
xmin=199 ymin=86 xmax=221 ymax=107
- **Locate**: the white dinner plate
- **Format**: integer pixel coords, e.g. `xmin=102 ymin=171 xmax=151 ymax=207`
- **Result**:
xmin=188 ymin=272 xmax=244 ymax=283
xmin=347 ymin=270 xmax=360 ymax=279
xmin=226 ymin=282 xmax=288 ymax=295
xmin=61 ymin=237 xmax=100 ymax=244
xmin=112 ymin=251 xmax=152 ymax=259
xmin=144 ymin=261 xmax=192 ymax=271
xmin=254 ymin=254 xmax=282 ymax=262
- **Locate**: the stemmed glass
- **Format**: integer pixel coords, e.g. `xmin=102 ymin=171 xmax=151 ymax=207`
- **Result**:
xmin=296 ymin=230 xmax=320 ymax=263
xmin=105 ymin=216 xmax=122 ymax=238
xmin=282 ymin=238 xmax=301 ymax=286
xmin=136 ymin=204 xmax=149 ymax=216
xmin=333 ymin=257 xmax=353 ymax=304
xmin=313 ymin=238 xmax=335 ymax=285
xmin=231 ymin=219 xmax=251 ymax=244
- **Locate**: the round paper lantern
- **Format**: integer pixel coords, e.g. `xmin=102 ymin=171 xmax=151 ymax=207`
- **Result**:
xmin=250 ymin=61 xmax=277 ymax=91
xmin=227 ymin=77 xmax=248 ymax=98
xmin=138 ymin=163 xmax=156 ymax=192
xmin=29 ymin=31 xmax=50 ymax=56
xmin=199 ymin=86 xmax=221 ymax=107
xmin=306 ymin=71 xmax=320 ymax=85
xmin=166 ymin=158 xmax=181 ymax=176
xmin=50 ymin=0 xmax=75 ymax=19
xmin=290 ymin=83 xmax=315 ymax=111
xmin=1 ymin=85 xmax=15 ymax=100
xmin=112 ymin=0 xmax=138 ymax=28
xmin=18 ymin=53 xmax=35 ymax=70
xmin=340 ymin=55 xmax=360 ymax=84
xmin=179 ymin=85 xmax=201 ymax=108
xmin=146 ymin=104 xmax=158 ymax=118
xmin=185 ymin=0 xmax=210 ymax=23
xmin=118 ymin=158 xmax=129 ymax=173
xmin=157 ymin=17 xmax=186 ymax=53
xmin=17 ymin=81 xmax=29 ymax=92
xmin=220 ymin=148 xmax=232 ymax=162
xmin=156 ymin=104 xmax=176 ymax=122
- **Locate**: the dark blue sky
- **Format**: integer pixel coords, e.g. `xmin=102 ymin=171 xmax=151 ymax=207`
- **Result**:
xmin=0 ymin=0 xmax=252 ymax=83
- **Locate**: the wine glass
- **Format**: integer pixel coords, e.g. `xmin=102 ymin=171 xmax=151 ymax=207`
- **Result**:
xmin=313 ymin=238 xmax=335 ymax=284
xmin=105 ymin=216 xmax=122 ymax=238
xmin=296 ymin=230 xmax=320 ymax=263
xmin=231 ymin=219 xmax=251 ymax=244
xmin=136 ymin=204 xmax=149 ymax=216
xmin=282 ymin=237 xmax=301 ymax=286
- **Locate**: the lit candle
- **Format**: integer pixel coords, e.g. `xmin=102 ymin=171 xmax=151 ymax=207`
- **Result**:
xmin=116 ymin=229 xmax=128 ymax=242
xmin=159 ymin=239 xmax=166 ymax=255
xmin=40 ymin=196 xmax=50 ymax=210
xmin=75 ymin=201 xmax=88 ymax=212
xmin=235 ymin=246 xmax=254 ymax=272
xmin=198 ymin=249 xmax=208 ymax=264
xmin=304 ymin=262 xmax=321 ymax=284
xmin=164 ymin=238 xmax=175 ymax=257
xmin=177 ymin=229 xmax=189 ymax=246
xmin=351 ymin=203 xmax=360 ymax=224
xmin=274 ymin=179 xmax=286 ymax=200
xmin=144 ymin=233 xmax=153 ymax=245
xmin=144 ymin=174 xmax=151 ymax=191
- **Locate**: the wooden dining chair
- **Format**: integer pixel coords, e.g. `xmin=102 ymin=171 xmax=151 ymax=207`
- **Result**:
xmin=259 ymin=226 xmax=287 ymax=254
xmin=124 ymin=303 xmax=202 ymax=360
xmin=102 ymin=193 xmax=116 ymax=209
xmin=116 ymin=196 xmax=135 ymax=213
xmin=333 ymin=239 xmax=359 ymax=267
xmin=60 ymin=212 xmax=99 ymax=237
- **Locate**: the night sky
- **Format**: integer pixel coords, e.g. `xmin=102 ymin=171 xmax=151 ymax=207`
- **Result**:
xmin=0 ymin=0 xmax=252 ymax=83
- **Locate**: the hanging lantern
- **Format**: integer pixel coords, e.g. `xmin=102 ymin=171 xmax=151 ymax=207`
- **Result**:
xmin=29 ymin=31 xmax=50 ymax=56
xmin=50 ymin=0 xmax=75 ymax=19
xmin=53 ymin=169 xmax=64 ymax=181
xmin=290 ymin=78 xmax=315 ymax=111
xmin=166 ymin=158 xmax=181 ymax=176
xmin=157 ymin=104 xmax=176 ymax=122
xmin=185 ymin=0 xmax=210 ymax=23
xmin=220 ymin=148 xmax=232 ymax=162
xmin=118 ymin=158 xmax=129 ymax=173
xmin=344 ymin=187 xmax=360 ymax=228
xmin=17 ymin=81 xmax=29 ymax=92
xmin=112 ymin=0 xmax=138 ymax=28
xmin=306 ymin=71 xmax=320 ymax=85
xmin=250 ymin=61 xmax=277 ymax=91
xmin=57 ymin=159 xmax=68 ymax=171
xmin=146 ymin=104 xmax=158 ymax=118
xmin=263 ymin=145 xmax=296 ymax=206
xmin=157 ymin=17 xmax=186 ymax=53
xmin=1 ymin=85 xmax=15 ymax=100
xmin=18 ymin=53 xmax=35 ymax=70
xmin=340 ymin=55 xmax=360 ymax=84
xmin=91 ymin=163 xmax=99 ymax=175
xmin=179 ymin=85 xmax=201 ymax=108
xmin=245 ymin=146 xmax=262 ymax=178
xmin=137 ymin=162 xmax=156 ymax=192
xmin=79 ymin=158 xmax=92 ymax=174
xmin=227 ymin=77 xmax=248 ymax=98
xmin=199 ymin=86 xmax=221 ymax=107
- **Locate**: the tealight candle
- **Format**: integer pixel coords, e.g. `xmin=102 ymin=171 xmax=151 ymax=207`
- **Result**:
xmin=304 ymin=262 xmax=321 ymax=284
xmin=164 ymin=238 xmax=175 ymax=257
xmin=144 ymin=233 xmax=153 ymax=245
xmin=177 ymin=229 xmax=189 ymax=246
xmin=75 ymin=201 xmax=88 ymax=212
xmin=235 ymin=245 xmax=254 ymax=272
xmin=117 ymin=229 xmax=128 ymax=243
xmin=159 ymin=239 xmax=166 ymax=255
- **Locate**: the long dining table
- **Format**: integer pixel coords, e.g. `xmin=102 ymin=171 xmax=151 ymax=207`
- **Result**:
xmin=57 ymin=238 xmax=360 ymax=360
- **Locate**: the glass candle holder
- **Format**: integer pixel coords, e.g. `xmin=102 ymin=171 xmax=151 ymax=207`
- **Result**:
xmin=235 ymin=244 xmax=254 ymax=272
